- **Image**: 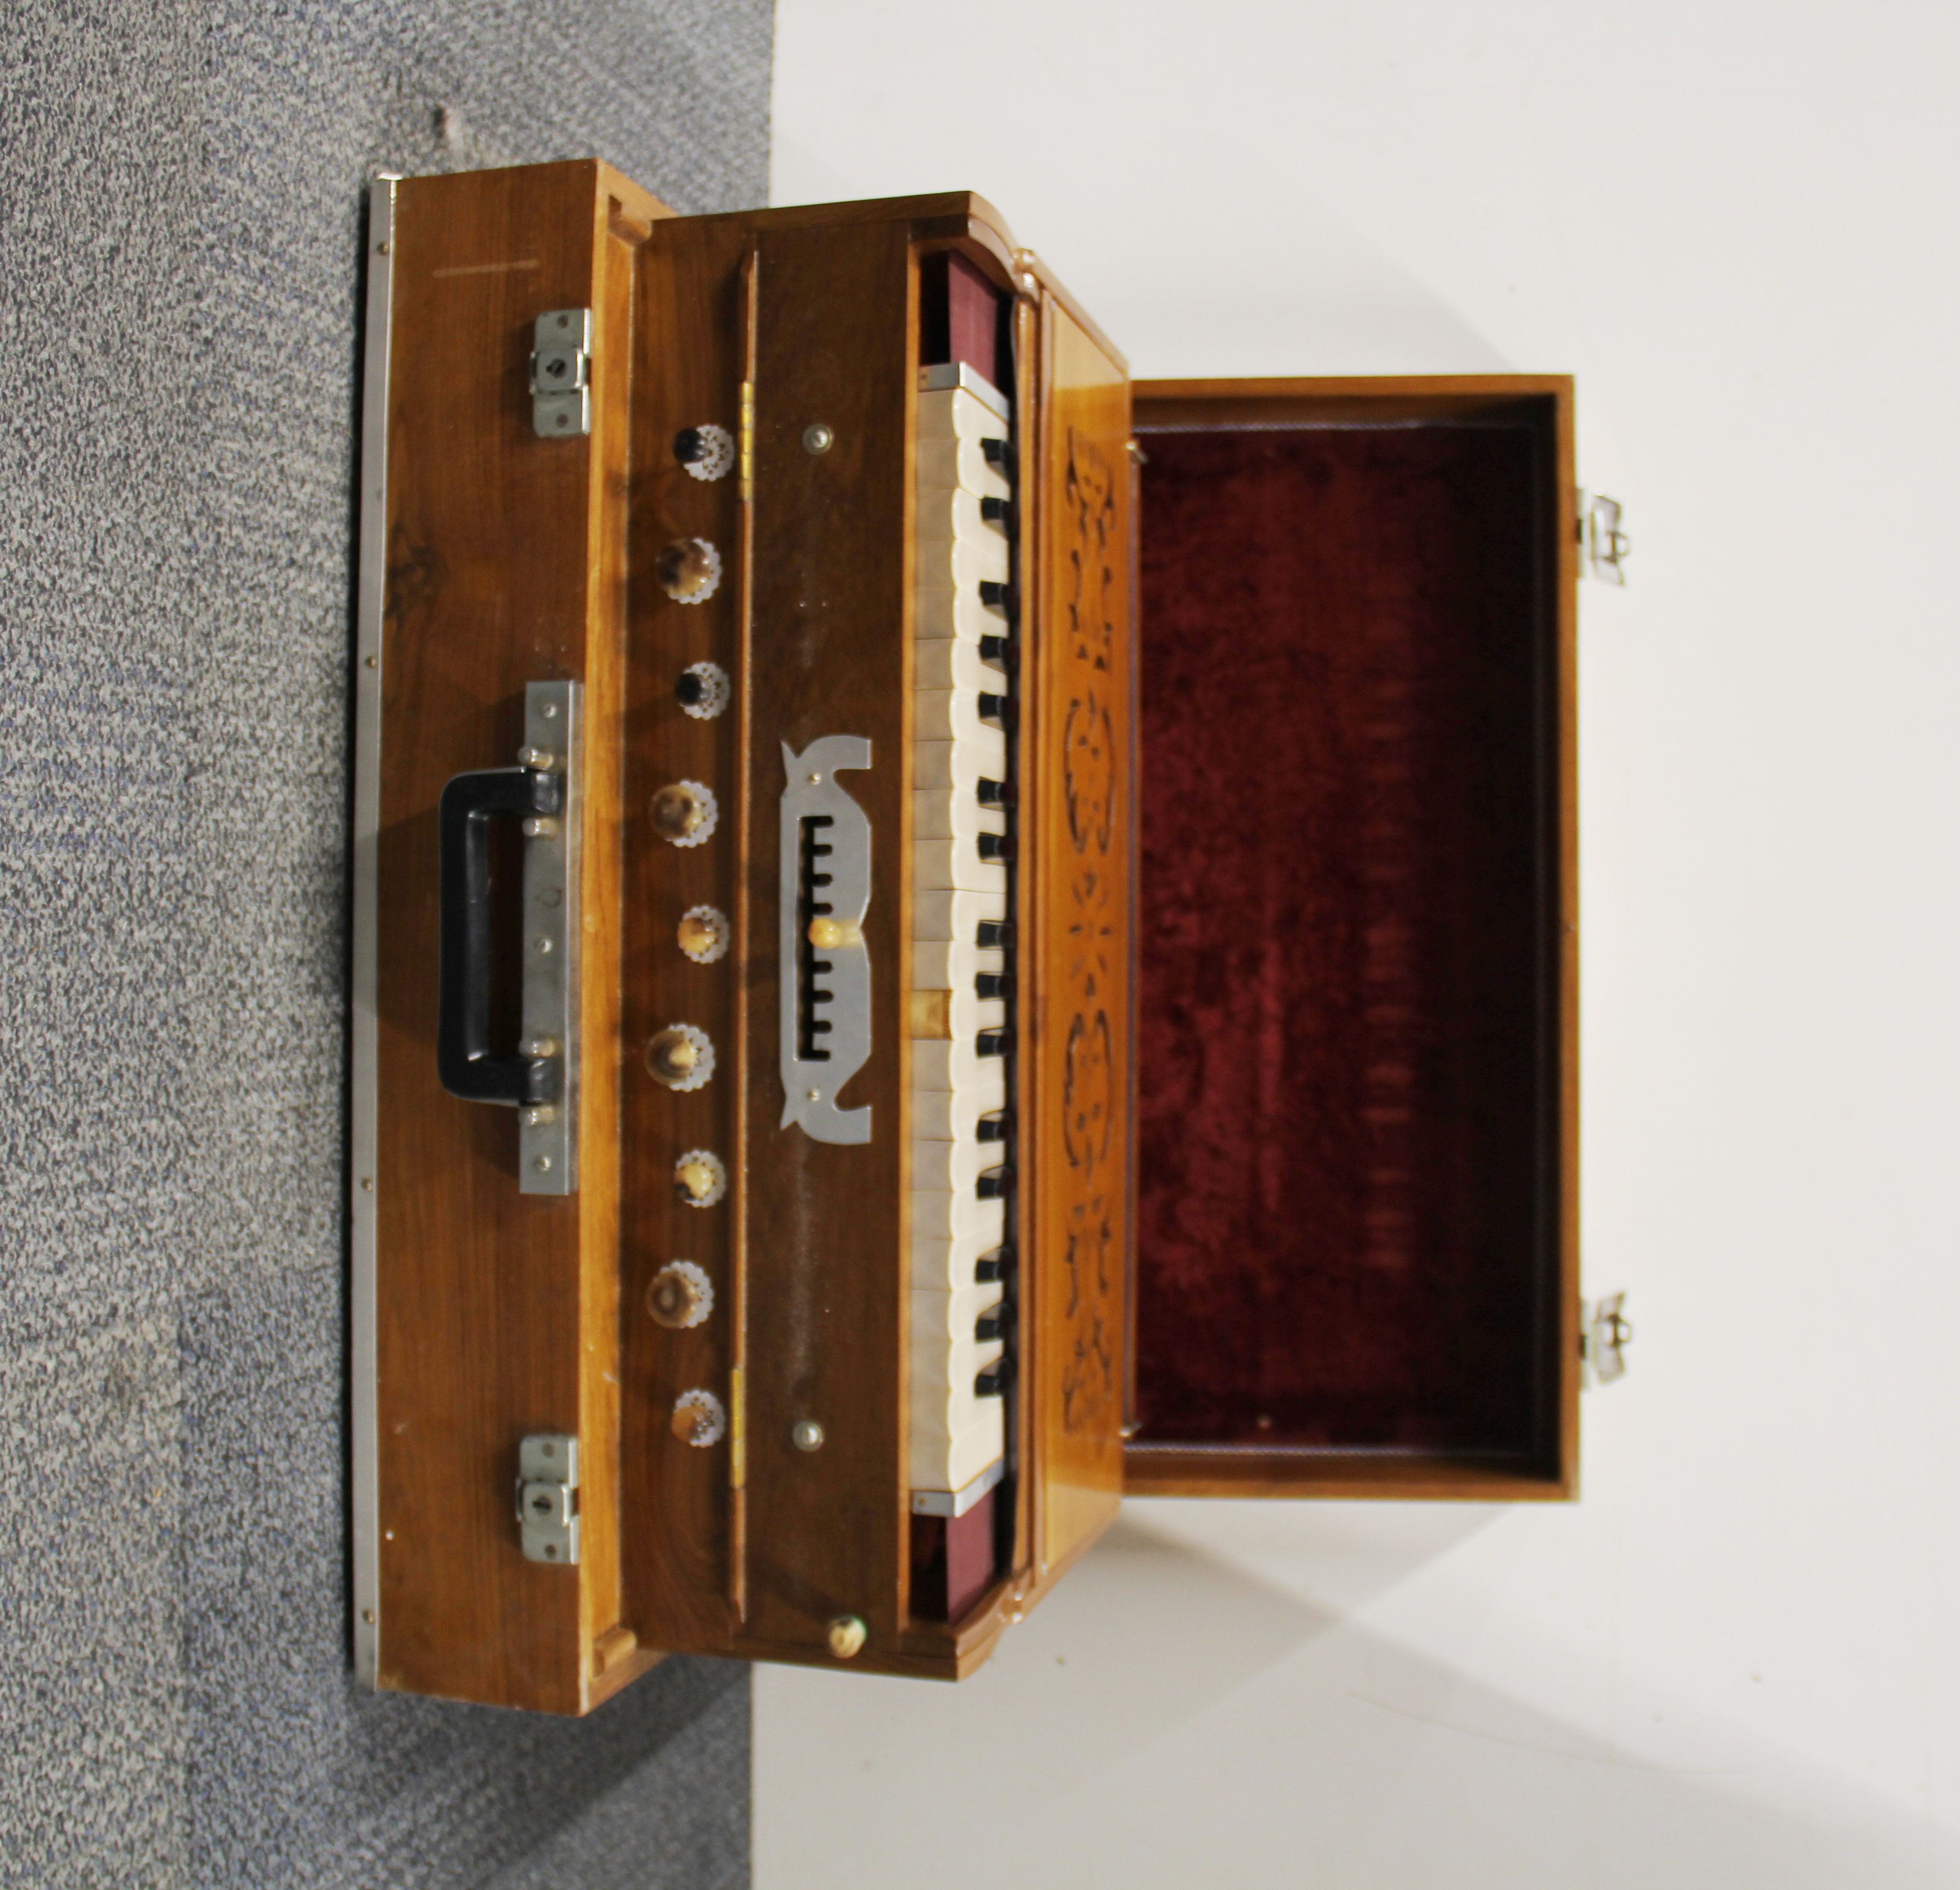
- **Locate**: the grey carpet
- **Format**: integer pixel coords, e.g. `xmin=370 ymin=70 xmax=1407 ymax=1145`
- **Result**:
xmin=0 ymin=3 xmax=770 ymax=1886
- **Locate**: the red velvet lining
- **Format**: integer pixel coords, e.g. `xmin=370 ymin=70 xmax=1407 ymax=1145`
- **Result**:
xmin=1133 ymin=424 xmax=1554 ymax=1454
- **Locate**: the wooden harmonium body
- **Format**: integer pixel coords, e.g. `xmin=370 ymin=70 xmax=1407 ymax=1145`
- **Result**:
xmin=351 ymin=161 xmax=1580 ymax=1715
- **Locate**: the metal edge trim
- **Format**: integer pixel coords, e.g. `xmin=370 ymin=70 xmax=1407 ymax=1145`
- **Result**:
xmin=351 ymin=174 xmax=398 ymax=1689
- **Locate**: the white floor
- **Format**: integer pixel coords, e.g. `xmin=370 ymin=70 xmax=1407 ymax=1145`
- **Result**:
xmin=756 ymin=7 xmax=1960 ymax=1884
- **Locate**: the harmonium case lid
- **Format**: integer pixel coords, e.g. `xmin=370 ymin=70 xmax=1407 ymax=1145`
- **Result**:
xmin=1122 ymin=376 xmax=1581 ymax=1503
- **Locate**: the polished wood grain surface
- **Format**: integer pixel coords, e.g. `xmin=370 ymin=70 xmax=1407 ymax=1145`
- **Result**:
xmin=374 ymin=160 xmax=665 ymax=1712
xmin=1020 ymin=293 xmax=1135 ymax=1584
xmin=617 ymin=213 xmax=757 ymax=1661
xmin=1123 ymin=376 xmax=1580 ymax=1503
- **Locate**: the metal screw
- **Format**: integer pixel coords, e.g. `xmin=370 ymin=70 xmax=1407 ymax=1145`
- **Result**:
xmin=792 ymin=1420 xmax=824 ymax=1452
xmin=517 ymin=746 xmax=556 ymax=769
xmin=807 ymin=772 xmax=822 ymax=784
xmin=541 ymin=702 xmax=558 ymax=719
xmin=520 ymin=1036 xmax=559 ymax=1058
xmin=521 ymin=816 xmax=558 ymax=838
xmin=523 ymin=1105 xmax=558 ymax=1127
xmin=802 ymin=423 xmax=835 ymax=455
xmin=806 ymin=1088 xmax=820 ymax=1102
xmin=364 ymin=654 xmax=377 ymax=669
xmin=535 ymin=936 xmax=554 ymax=955
xmin=534 ymin=1154 xmax=553 ymax=1173
xmin=376 ymin=241 xmax=390 ymax=255
xmin=360 ymin=1177 xmax=374 ymax=1192
xmin=363 ymin=1608 xmax=377 ymax=1624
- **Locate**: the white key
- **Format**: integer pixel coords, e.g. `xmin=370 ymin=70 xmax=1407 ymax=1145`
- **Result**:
xmin=914 ymin=739 xmax=1006 ymax=797
xmin=912 ymin=1136 xmax=1006 ymax=1195
xmin=913 ymin=886 xmax=1006 ymax=943
xmin=917 ymin=386 xmax=1008 ymax=443
xmin=915 ymin=434 xmax=1011 ymax=502
xmin=915 ymin=533 xmax=1007 ymax=591
xmin=910 ymin=1217 xmax=1008 ymax=1291
xmin=915 ymin=582 xmax=1011 ymax=643
xmin=910 ymin=1404 xmax=1005 ymax=1497
xmin=912 ymin=938 xmax=1005 ymax=990
xmin=913 ymin=1035 xmax=1010 ymax=1094
xmin=917 ymin=487 xmax=1010 ymax=549
xmin=912 ymin=1078 xmax=1006 ymax=1145
xmin=915 ymin=639 xmax=1008 ymax=694
xmin=911 ymin=1186 xmax=1008 ymax=1244
xmin=916 ymin=687 xmax=1008 ymax=746
xmin=913 ymin=786 xmax=1004 ymax=844
xmin=911 ymin=1292 xmax=1007 ymax=1449
xmin=914 ymin=833 xmax=1006 ymax=894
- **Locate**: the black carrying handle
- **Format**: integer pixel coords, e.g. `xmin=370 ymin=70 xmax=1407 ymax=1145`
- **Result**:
xmin=436 ymin=766 xmax=562 ymax=1106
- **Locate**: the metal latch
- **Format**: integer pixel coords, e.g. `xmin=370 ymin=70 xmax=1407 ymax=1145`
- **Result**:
xmin=516 ymin=1433 xmax=580 ymax=1564
xmin=1582 ymin=1293 xmax=1632 ymax=1386
xmin=1578 ymin=491 xmax=1630 ymax=584
xmin=530 ymin=308 xmax=591 ymax=438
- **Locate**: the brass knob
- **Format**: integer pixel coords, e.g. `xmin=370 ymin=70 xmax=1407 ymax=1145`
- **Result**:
xmin=650 ymin=781 xmax=716 ymax=844
xmin=827 ymin=1614 xmax=868 ymax=1659
xmin=648 ymin=1261 xmax=713 ymax=1329
xmin=646 ymin=1024 xmax=713 ymax=1090
xmin=807 ymin=917 xmax=862 ymax=950
xmin=657 ymin=536 xmax=722 ymax=603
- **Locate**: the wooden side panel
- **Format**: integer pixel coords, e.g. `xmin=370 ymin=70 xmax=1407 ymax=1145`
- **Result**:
xmin=372 ymin=161 xmax=663 ymax=1711
xmin=1024 ymin=296 xmax=1135 ymax=1583
xmin=618 ymin=217 xmax=759 ymax=1656
xmin=730 ymin=220 xmax=917 ymax=1664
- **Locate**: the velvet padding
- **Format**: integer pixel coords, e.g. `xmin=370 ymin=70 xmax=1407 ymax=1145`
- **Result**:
xmin=1133 ymin=424 xmax=1555 ymax=1454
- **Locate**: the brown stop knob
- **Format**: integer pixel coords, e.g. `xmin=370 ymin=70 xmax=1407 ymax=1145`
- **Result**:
xmin=648 ymin=1261 xmax=712 ymax=1329
xmin=656 ymin=536 xmax=720 ymax=602
xmin=650 ymin=782 xmax=710 ymax=841
xmin=670 ymin=1390 xmax=725 ymax=1445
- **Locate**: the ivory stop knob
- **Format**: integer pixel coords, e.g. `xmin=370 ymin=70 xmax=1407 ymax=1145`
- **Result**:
xmin=677 ymin=909 xmax=722 ymax=958
xmin=827 ymin=1615 xmax=868 ymax=1660
xmin=650 ymin=783 xmax=709 ymax=841
xmin=675 ymin=1158 xmax=718 ymax=1204
xmin=646 ymin=1025 xmax=712 ymax=1089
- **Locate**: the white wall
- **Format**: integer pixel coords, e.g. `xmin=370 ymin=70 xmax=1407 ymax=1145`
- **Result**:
xmin=757 ymin=5 xmax=1960 ymax=1883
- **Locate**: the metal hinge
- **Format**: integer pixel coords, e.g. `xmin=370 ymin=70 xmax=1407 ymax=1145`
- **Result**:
xmin=738 ymin=379 xmax=755 ymax=500
xmin=530 ymin=309 xmax=592 ymax=438
xmin=1581 ymin=1293 xmax=1632 ymax=1386
xmin=1578 ymin=490 xmax=1630 ymax=585
xmin=516 ymin=1433 xmax=581 ymax=1564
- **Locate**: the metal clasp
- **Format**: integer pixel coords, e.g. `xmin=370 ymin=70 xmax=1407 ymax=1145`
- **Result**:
xmin=516 ymin=1433 xmax=581 ymax=1564
xmin=1582 ymin=1292 xmax=1633 ymax=1386
xmin=530 ymin=308 xmax=592 ymax=438
xmin=1579 ymin=491 xmax=1630 ymax=584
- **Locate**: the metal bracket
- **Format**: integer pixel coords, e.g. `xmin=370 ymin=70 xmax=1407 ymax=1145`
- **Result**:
xmin=1579 ymin=491 xmax=1630 ymax=585
xmin=780 ymin=736 xmax=874 ymax=1144
xmin=529 ymin=308 xmax=591 ymax=438
xmin=516 ymin=1433 xmax=581 ymax=1565
xmin=1582 ymin=1292 xmax=1632 ymax=1386
xmin=520 ymin=681 xmax=580 ymax=1194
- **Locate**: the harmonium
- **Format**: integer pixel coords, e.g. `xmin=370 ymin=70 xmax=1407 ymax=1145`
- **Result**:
xmin=350 ymin=160 xmax=1585 ymax=1712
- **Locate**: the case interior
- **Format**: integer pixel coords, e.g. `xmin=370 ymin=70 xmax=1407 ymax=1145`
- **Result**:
xmin=1127 ymin=386 xmax=1574 ymax=1493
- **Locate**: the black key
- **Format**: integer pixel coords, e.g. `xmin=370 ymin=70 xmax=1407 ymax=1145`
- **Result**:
xmin=981 ymin=436 xmax=1015 ymax=481
xmin=977 ymin=832 xmax=1014 ymax=863
xmin=976 ymin=920 xmax=1013 ymax=949
xmin=975 ymin=1365 xmax=1010 ymax=1398
xmin=672 ymin=427 xmax=707 ymax=464
xmin=981 ymin=496 xmax=1017 ymax=532
xmin=977 ymin=775 xmax=1013 ymax=807
xmin=976 ymin=1309 xmax=1007 ymax=1343
xmin=976 ymin=1112 xmax=1009 ymax=1142
xmin=976 ymin=1171 xmax=1010 ymax=1201
xmin=975 ymin=1247 xmax=1014 ymax=1284
xmin=976 ymin=1030 xmax=1009 ymax=1058
xmin=975 ymin=972 xmax=1012 ymax=1001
